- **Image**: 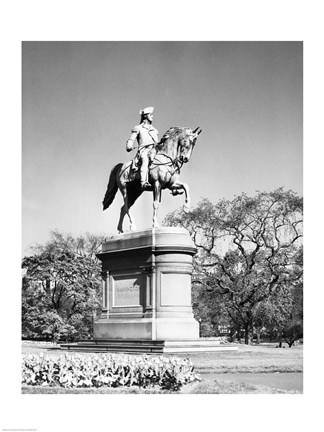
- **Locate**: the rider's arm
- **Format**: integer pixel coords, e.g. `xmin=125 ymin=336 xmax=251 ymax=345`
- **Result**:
xmin=126 ymin=126 xmax=140 ymax=152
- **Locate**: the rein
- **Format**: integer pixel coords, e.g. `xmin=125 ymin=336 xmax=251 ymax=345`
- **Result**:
xmin=150 ymin=135 xmax=184 ymax=171
xmin=150 ymin=152 xmax=184 ymax=176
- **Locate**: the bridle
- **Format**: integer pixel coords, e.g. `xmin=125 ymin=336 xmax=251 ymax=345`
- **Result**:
xmin=151 ymin=133 xmax=196 ymax=168
xmin=150 ymin=134 xmax=193 ymax=176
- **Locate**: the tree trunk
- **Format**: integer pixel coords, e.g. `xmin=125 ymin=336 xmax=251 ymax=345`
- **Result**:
xmin=237 ymin=326 xmax=241 ymax=343
xmin=250 ymin=325 xmax=254 ymax=345
xmin=244 ymin=324 xmax=249 ymax=345
xmin=256 ymin=327 xmax=261 ymax=344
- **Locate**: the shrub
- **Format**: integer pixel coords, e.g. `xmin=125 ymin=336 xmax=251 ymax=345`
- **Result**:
xmin=22 ymin=353 xmax=200 ymax=391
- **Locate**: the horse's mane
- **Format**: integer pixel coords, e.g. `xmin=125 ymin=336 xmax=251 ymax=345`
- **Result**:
xmin=156 ymin=126 xmax=191 ymax=152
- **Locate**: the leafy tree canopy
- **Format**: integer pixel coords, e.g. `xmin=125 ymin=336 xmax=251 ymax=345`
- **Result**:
xmin=22 ymin=231 xmax=105 ymax=342
xmin=164 ymin=188 xmax=303 ymax=344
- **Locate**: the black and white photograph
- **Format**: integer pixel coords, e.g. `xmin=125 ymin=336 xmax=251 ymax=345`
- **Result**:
xmin=21 ymin=40 xmax=303 ymax=388
xmin=1 ymin=1 xmax=323 ymax=432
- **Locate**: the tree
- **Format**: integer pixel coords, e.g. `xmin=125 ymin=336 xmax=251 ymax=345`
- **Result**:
xmin=281 ymin=280 xmax=303 ymax=347
xmin=191 ymin=281 xmax=229 ymax=337
xmin=22 ymin=231 xmax=105 ymax=342
xmin=250 ymin=280 xmax=303 ymax=347
xmin=164 ymin=188 xmax=303 ymax=344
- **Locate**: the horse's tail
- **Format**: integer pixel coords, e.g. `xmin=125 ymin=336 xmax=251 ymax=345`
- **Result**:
xmin=102 ymin=163 xmax=123 ymax=211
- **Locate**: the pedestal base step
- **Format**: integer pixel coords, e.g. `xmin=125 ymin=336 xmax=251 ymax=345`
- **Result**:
xmin=60 ymin=339 xmax=238 ymax=354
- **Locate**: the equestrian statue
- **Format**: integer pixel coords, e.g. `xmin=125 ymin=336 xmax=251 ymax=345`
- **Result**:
xmin=102 ymin=107 xmax=202 ymax=233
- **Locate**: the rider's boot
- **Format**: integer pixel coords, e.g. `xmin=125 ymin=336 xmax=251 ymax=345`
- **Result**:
xmin=140 ymin=166 xmax=151 ymax=190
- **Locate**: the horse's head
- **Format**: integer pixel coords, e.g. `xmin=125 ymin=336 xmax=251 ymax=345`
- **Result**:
xmin=178 ymin=127 xmax=202 ymax=163
xmin=157 ymin=126 xmax=202 ymax=163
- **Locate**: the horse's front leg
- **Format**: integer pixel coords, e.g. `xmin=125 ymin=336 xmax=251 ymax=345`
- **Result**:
xmin=170 ymin=180 xmax=190 ymax=212
xmin=152 ymin=182 xmax=161 ymax=228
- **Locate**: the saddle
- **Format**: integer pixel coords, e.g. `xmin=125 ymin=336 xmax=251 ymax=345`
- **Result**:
xmin=131 ymin=147 xmax=156 ymax=172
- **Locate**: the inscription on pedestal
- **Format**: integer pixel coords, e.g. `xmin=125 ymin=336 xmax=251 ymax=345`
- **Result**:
xmin=112 ymin=275 xmax=143 ymax=307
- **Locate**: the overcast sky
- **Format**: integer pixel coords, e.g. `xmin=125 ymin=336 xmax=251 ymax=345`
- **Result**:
xmin=22 ymin=41 xmax=302 ymax=254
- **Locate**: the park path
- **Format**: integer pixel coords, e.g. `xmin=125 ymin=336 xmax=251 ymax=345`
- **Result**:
xmin=201 ymin=372 xmax=303 ymax=392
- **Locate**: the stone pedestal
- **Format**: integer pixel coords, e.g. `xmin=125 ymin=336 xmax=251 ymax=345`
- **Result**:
xmin=61 ymin=227 xmax=238 ymax=353
xmin=93 ymin=227 xmax=200 ymax=341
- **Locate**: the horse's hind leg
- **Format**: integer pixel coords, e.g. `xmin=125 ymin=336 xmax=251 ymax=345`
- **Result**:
xmin=127 ymin=206 xmax=136 ymax=231
xmin=117 ymin=205 xmax=126 ymax=233
xmin=118 ymin=203 xmax=137 ymax=233
xmin=120 ymin=187 xmax=137 ymax=232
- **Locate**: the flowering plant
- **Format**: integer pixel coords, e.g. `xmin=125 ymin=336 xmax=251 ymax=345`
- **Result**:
xmin=22 ymin=353 xmax=200 ymax=390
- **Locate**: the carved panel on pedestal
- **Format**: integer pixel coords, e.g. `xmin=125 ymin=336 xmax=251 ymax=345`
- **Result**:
xmin=160 ymin=272 xmax=192 ymax=306
xmin=112 ymin=273 xmax=145 ymax=308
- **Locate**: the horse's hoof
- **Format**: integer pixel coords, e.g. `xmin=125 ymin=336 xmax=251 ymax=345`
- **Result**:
xmin=171 ymin=189 xmax=184 ymax=196
xmin=183 ymin=204 xmax=190 ymax=213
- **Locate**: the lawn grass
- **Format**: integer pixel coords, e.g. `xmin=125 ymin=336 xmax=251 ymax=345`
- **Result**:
xmin=180 ymin=379 xmax=300 ymax=394
xmin=21 ymin=385 xmax=172 ymax=394
xmin=21 ymin=381 xmax=299 ymax=394
xmin=175 ymin=343 xmax=303 ymax=374
xmin=21 ymin=341 xmax=303 ymax=394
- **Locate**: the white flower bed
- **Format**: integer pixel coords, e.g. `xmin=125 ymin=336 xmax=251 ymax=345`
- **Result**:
xmin=22 ymin=353 xmax=200 ymax=391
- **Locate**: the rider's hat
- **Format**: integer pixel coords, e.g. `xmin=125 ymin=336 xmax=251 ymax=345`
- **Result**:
xmin=140 ymin=106 xmax=154 ymax=115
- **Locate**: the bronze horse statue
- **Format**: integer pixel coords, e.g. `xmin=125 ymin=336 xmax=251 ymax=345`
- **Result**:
xmin=102 ymin=126 xmax=202 ymax=233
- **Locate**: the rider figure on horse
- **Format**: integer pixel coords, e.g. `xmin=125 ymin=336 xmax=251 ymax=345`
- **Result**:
xmin=126 ymin=106 xmax=158 ymax=190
